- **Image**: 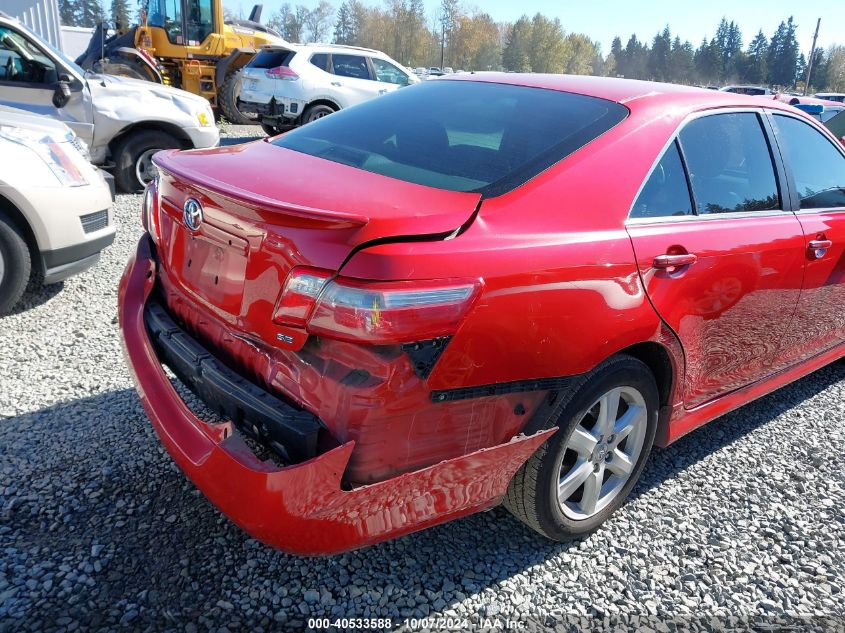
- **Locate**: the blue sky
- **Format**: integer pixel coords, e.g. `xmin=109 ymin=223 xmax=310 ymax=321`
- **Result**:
xmin=234 ymin=0 xmax=844 ymax=56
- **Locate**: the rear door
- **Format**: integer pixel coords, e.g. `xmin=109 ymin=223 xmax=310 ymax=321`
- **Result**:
xmin=767 ymin=111 xmax=845 ymax=366
xmin=328 ymin=53 xmax=380 ymax=106
xmin=626 ymin=110 xmax=806 ymax=408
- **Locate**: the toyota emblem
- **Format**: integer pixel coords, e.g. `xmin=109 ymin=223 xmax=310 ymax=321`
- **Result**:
xmin=183 ymin=198 xmax=203 ymax=231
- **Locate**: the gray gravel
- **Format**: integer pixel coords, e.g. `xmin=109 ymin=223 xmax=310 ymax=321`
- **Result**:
xmin=2 ymin=124 xmax=845 ymax=631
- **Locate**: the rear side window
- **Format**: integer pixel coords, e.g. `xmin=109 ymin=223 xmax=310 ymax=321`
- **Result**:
xmin=249 ymin=48 xmax=294 ymax=69
xmin=271 ymin=80 xmax=628 ymax=195
xmin=773 ymin=114 xmax=845 ymax=209
xmin=679 ymin=113 xmax=780 ymax=214
xmin=310 ymin=53 xmax=329 ymax=72
xmin=331 ymin=54 xmax=370 ymax=80
xmin=630 ymin=142 xmax=693 ymax=219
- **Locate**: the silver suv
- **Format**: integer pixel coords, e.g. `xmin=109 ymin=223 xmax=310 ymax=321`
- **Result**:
xmin=0 ymin=12 xmax=219 ymax=192
xmin=238 ymin=43 xmax=418 ymax=134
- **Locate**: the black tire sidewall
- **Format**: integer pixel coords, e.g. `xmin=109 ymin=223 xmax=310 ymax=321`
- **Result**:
xmin=114 ymin=131 xmax=179 ymax=193
xmin=0 ymin=216 xmax=31 ymax=315
xmin=303 ymin=105 xmax=335 ymax=124
xmin=535 ymin=358 xmax=659 ymax=540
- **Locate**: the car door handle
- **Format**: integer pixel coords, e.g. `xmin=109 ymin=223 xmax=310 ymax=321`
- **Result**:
xmin=378 ymin=89 xmax=388 ymax=95
xmin=653 ymin=253 xmax=697 ymax=269
xmin=808 ymin=239 xmax=833 ymax=259
xmin=331 ymin=81 xmax=342 ymax=87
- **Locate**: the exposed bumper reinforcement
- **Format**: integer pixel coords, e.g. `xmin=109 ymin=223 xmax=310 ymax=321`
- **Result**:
xmin=118 ymin=234 xmax=555 ymax=555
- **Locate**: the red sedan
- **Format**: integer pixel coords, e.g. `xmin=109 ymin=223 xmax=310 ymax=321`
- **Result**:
xmin=119 ymin=74 xmax=845 ymax=555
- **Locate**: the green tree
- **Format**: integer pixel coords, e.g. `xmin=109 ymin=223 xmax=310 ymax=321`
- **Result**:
xmin=694 ymin=37 xmax=720 ymax=84
xmin=744 ymin=30 xmax=769 ymax=84
xmin=501 ymin=16 xmax=532 ymax=72
xmin=648 ymin=26 xmax=671 ymax=81
xmin=668 ymin=36 xmax=695 ymax=84
xmin=110 ymin=0 xmax=130 ymax=28
xmin=767 ymin=17 xmax=799 ymax=88
xmin=59 ymin=0 xmax=79 ymax=26
xmin=77 ymin=0 xmax=105 ymax=27
xmin=333 ymin=1 xmax=357 ymax=44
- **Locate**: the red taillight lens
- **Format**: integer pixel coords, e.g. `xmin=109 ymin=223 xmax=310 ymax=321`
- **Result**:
xmin=273 ymin=267 xmax=333 ymax=327
xmin=265 ymin=66 xmax=299 ymax=80
xmin=307 ymin=277 xmax=480 ymax=344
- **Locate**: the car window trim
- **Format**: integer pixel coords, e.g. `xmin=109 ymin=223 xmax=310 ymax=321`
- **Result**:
xmin=626 ymin=107 xmax=791 ymax=225
xmin=764 ymin=109 xmax=845 ymax=214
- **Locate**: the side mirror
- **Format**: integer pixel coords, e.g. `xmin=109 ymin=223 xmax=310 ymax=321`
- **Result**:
xmin=52 ymin=75 xmax=72 ymax=108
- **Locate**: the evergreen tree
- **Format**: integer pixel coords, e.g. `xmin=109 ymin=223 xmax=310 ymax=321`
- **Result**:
xmin=694 ymin=37 xmax=720 ymax=84
xmin=59 ymin=0 xmax=79 ymax=26
xmin=623 ymin=34 xmax=648 ymax=79
xmin=668 ymin=36 xmax=695 ymax=84
xmin=744 ymin=30 xmax=769 ymax=84
xmin=110 ymin=0 xmax=130 ymax=29
xmin=648 ymin=26 xmax=671 ymax=81
xmin=78 ymin=0 xmax=105 ymax=27
xmin=767 ymin=17 xmax=799 ymax=88
xmin=807 ymin=48 xmax=829 ymax=92
xmin=332 ymin=1 xmax=362 ymax=45
xmin=501 ymin=16 xmax=532 ymax=72
xmin=610 ymin=36 xmax=623 ymax=76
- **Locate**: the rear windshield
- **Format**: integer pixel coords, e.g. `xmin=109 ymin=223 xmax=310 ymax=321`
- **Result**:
xmin=249 ymin=48 xmax=294 ymax=69
xmin=271 ymin=80 xmax=628 ymax=195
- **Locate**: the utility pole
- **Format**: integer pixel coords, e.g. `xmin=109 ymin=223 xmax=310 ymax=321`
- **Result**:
xmin=803 ymin=18 xmax=821 ymax=95
xmin=440 ymin=20 xmax=445 ymax=69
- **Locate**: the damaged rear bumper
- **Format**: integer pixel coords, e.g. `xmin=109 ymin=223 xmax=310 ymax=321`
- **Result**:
xmin=118 ymin=235 xmax=554 ymax=555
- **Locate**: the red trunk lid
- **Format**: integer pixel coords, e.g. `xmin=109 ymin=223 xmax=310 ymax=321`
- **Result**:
xmin=151 ymin=142 xmax=481 ymax=350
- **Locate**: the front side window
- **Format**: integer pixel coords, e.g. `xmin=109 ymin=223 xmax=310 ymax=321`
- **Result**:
xmin=773 ymin=114 xmax=845 ymax=209
xmin=630 ymin=141 xmax=693 ymax=219
xmin=147 ymin=0 xmax=183 ymax=43
xmin=679 ymin=113 xmax=780 ymax=214
xmin=371 ymin=58 xmax=408 ymax=85
xmin=272 ymin=80 xmax=628 ymax=194
xmin=0 ymin=27 xmax=57 ymax=84
xmin=331 ymin=54 xmax=370 ymax=80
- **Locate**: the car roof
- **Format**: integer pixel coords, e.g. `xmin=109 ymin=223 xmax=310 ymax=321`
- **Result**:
xmin=442 ymin=73 xmax=803 ymax=115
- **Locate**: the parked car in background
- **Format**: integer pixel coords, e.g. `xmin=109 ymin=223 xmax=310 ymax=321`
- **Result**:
xmin=0 ymin=105 xmax=113 ymax=313
xmin=120 ymin=74 xmax=845 ymax=555
xmin=814 ymin=92 xmax=845 ymax=103
xmin=774 ymin=94 xmax=845 ymax=124
xmin=0 ymin=12 xmax=219 ymax=192
xmin=237 ymin=43 xmax=419 ymax=135
xmin=720 ymin=85 xmax=771 ymax=95
xmin=428 ymin=66 xmax=444 ymax=77
xmin=823 ymin=110 xmax=845 ymax=145
xmin=443 ymin=66 xmax=454 ymax=74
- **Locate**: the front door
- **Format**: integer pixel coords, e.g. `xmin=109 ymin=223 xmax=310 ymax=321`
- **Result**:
xmin=0 ymin=24 xmax=93 ymax=146
xmin=626 ymin=111 xmax=805 ymax=408
xmin=328 ymin=53 xmax=381 ymax=107
xmin=768 ymin=111 xmax=845 ymax=367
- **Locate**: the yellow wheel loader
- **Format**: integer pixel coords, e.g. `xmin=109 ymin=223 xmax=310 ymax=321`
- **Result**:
xmin=75 ymin=1 xmax=287 ymax=124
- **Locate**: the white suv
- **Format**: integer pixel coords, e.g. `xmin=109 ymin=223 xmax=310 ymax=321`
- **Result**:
xmin=237 ymin=43 xmax=419 ymax=134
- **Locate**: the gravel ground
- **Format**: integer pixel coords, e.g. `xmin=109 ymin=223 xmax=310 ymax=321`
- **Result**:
xmin=2 ymin=124 xmax=845 ymax=632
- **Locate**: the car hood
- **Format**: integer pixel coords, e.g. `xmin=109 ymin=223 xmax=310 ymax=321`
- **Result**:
xmin=0 ymin=105 xmax=73 ymax=137
xmin=87 ymin=73 xmax=210 ymax=118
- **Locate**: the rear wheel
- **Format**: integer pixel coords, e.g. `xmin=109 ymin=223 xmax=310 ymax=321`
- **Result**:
xmin=302 ymin=103 xmax=336 ymax=124
xmin=113 ymin=130 xmax=180 ymax=193
xmin=261 ymin=122 xmax=284 ymax=137
xmin=505 ymin=355 xmax=658 ymax=540
xmin=218 ymin=69 xmax=255 ymax=125
xmin=0 ymin=214 xmax=32 ymax=315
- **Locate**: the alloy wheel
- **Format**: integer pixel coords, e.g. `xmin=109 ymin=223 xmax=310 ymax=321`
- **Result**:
xmin=135 ymin=149 xmax=161 ymax=187
xmin=558 ymin=386 xmax=648 ymax=520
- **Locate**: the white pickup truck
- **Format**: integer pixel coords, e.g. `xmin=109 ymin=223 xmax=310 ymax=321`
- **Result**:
xmin=0 ymin=12 xmax=219 ymax=192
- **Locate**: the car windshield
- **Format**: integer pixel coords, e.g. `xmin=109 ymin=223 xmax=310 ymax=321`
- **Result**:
xmin=272 ymin=80 xmax=628 ymax=195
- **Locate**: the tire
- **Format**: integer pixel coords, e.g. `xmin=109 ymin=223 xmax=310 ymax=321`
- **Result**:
xmin=113 ymin=130 xmax=180 ymax=193
xmin=0 ymin=214 xmax=32 ymax=315
xmin=261 ymin=122 xmax=283 ymax=137
xmin=302 ymin=103 xmax=336 ymax=124
xmin=218 ymin=69 xmax=255 ymax=125
xmin=504 ymin=354 xmax=659 ymax=541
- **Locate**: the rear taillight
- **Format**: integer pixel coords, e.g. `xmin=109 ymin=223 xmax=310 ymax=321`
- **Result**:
xmin=273 ymin=267 xmax=480 ymax=344
xmin=273 ymin=267 xmax=333 ymax=327
xmin=265 ymin=66 xmax=299 ymax=80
